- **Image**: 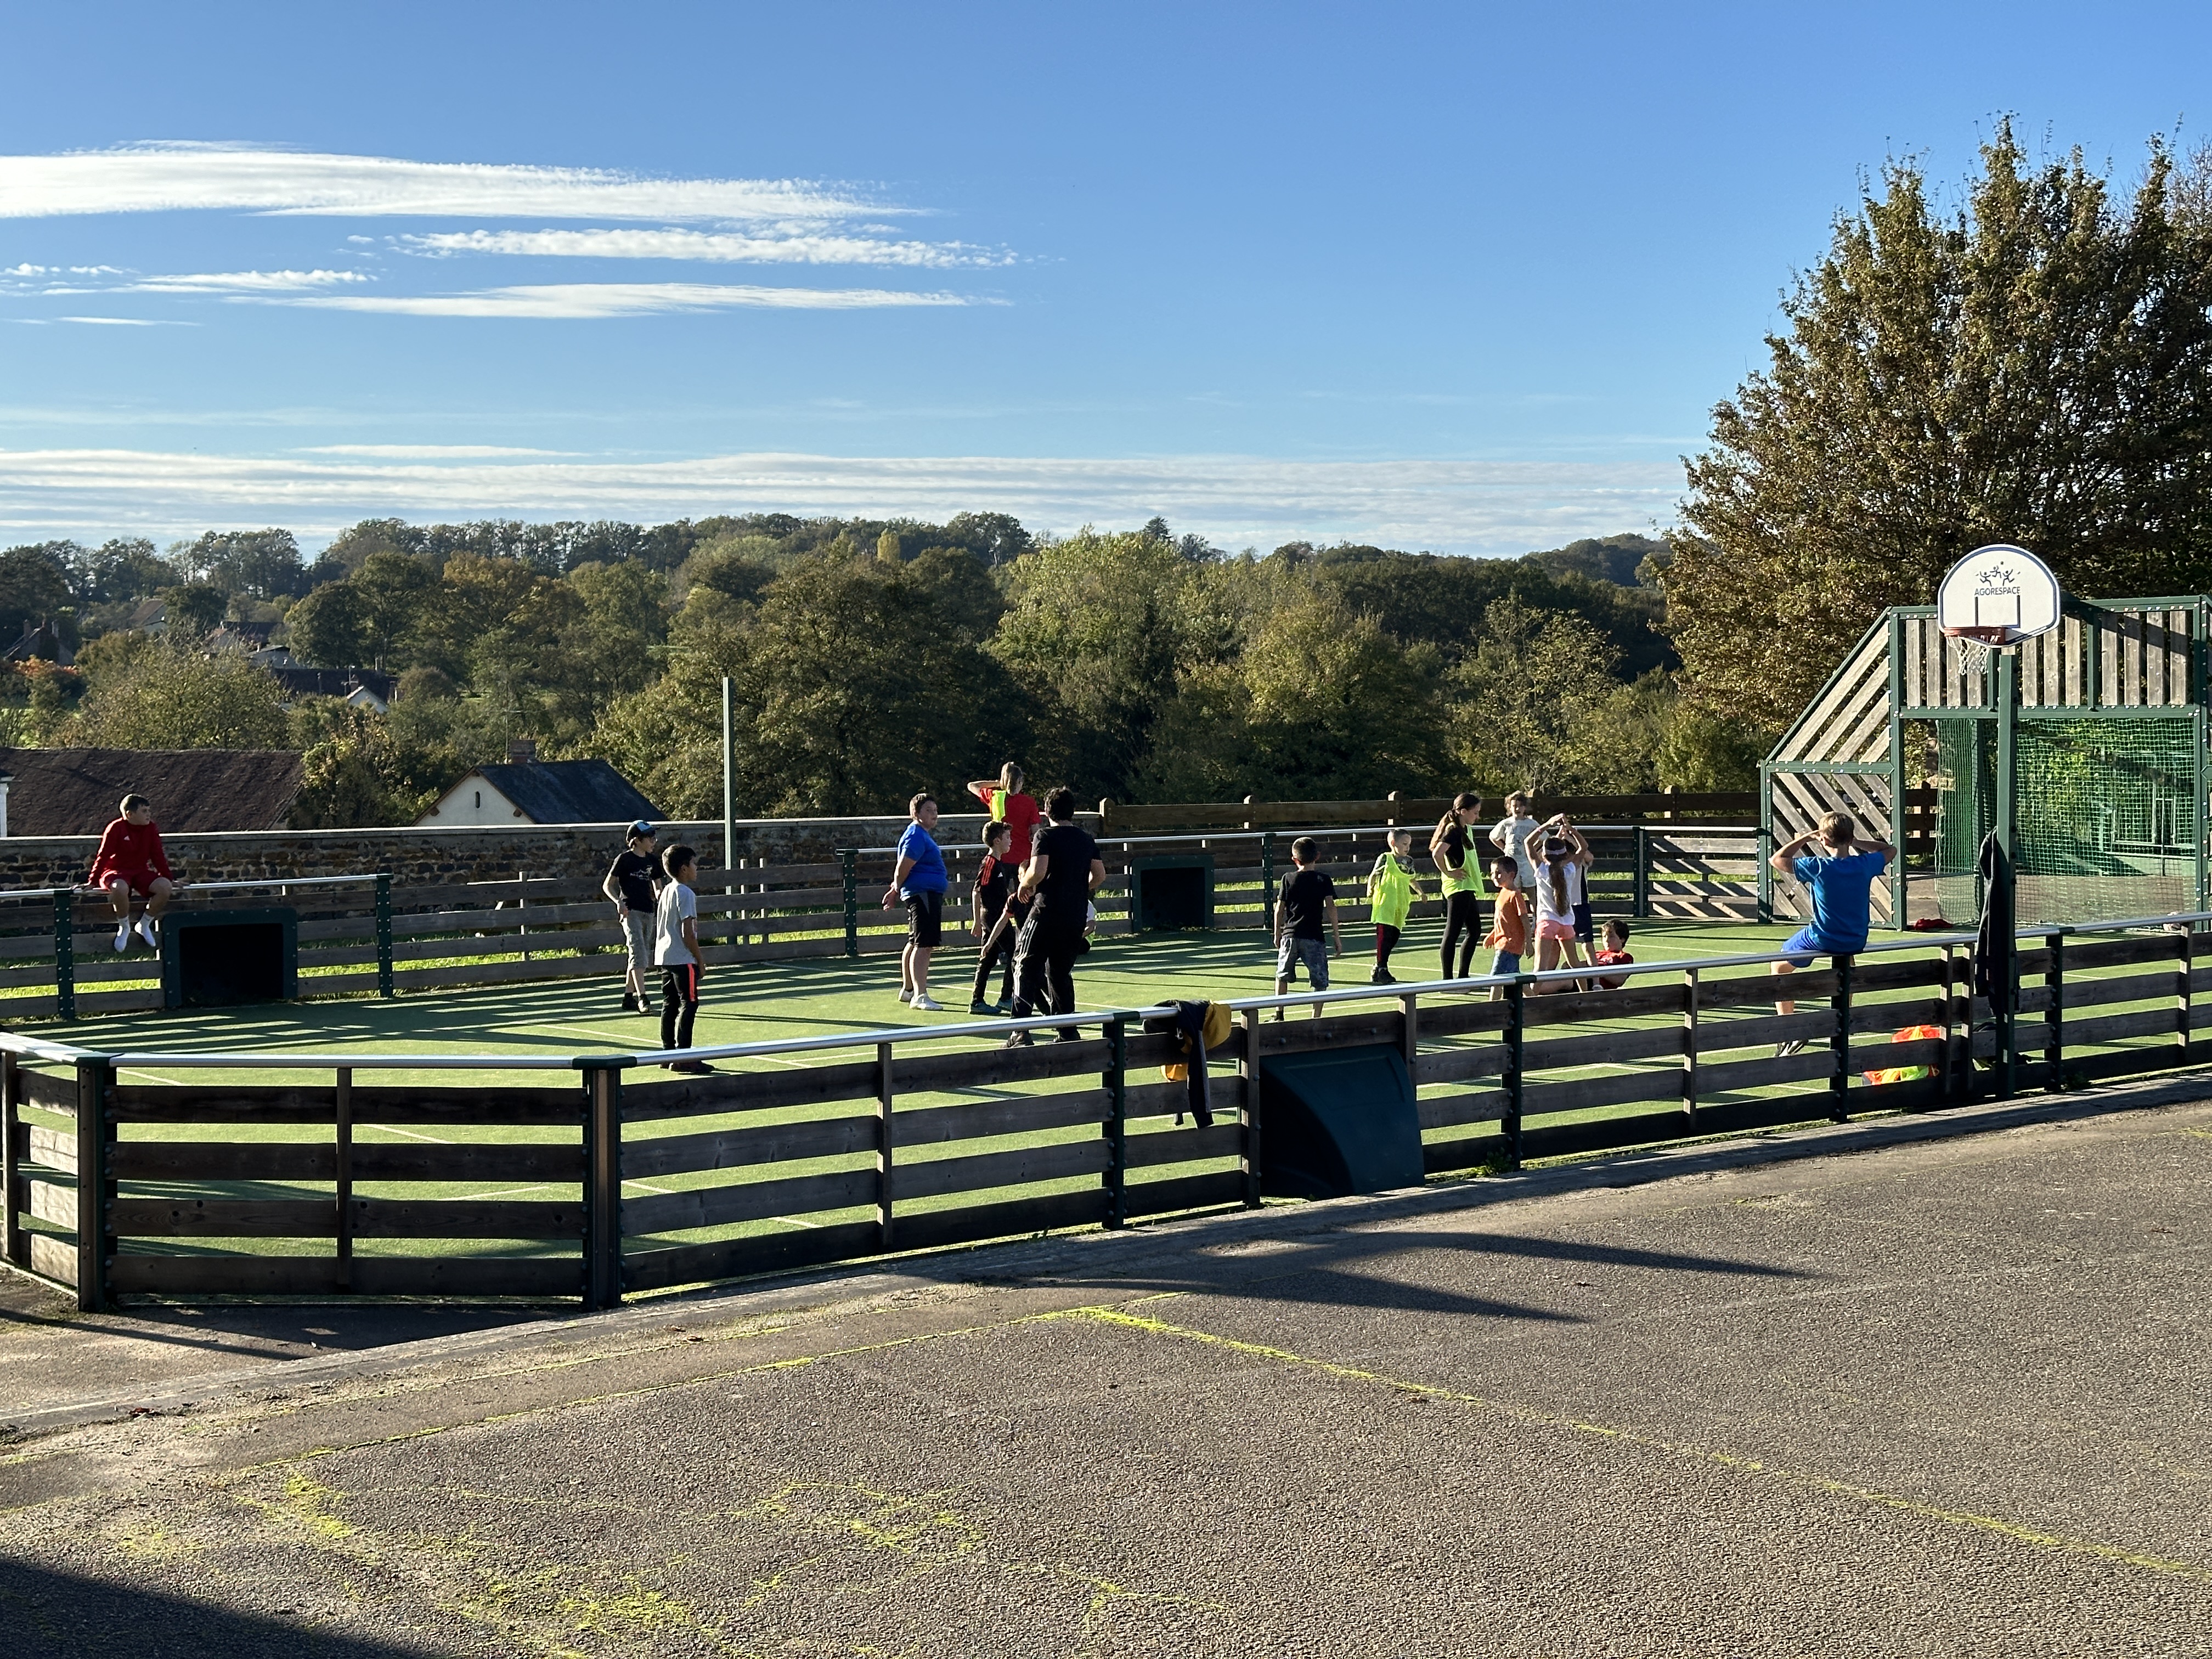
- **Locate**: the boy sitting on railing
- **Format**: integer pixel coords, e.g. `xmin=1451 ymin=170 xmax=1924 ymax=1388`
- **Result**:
xmin=90 ymin=793 xmax=179 ymax=953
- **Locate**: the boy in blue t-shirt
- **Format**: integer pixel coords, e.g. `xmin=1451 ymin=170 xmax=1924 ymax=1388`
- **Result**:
xmin=1767 ymin=810 xmax=1895 ymax=1054
xmin=881 ymin=792 xmax=949 ymax=1012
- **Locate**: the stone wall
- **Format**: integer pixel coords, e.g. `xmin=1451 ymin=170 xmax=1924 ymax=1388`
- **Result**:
xmin=0 ymin=813 xmax=1034 ymax=893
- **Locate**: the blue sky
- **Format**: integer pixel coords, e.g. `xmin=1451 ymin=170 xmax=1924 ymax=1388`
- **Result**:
xmin=2 ymin=1 xmax=2207 ymax=555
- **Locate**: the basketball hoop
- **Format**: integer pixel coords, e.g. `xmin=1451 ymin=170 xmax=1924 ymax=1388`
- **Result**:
xmin=1942 ymin=622 xmax=2014 ymax=676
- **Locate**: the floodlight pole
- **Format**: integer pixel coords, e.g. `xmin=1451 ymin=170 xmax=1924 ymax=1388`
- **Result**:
xmin=721 ymin=675 xmax=736 ymax=921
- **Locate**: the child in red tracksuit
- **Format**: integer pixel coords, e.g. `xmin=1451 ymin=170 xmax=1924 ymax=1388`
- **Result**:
xmin=89 ymin=793 xmax=178 ymax=953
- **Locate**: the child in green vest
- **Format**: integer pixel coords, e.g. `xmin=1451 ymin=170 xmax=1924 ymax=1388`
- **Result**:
xmin=1365 ymin=828 xmax=1426 ymax=984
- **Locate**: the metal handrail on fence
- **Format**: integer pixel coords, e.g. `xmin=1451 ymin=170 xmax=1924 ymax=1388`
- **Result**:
xmin=4 ymin=910 xmax=2204 ymax=1315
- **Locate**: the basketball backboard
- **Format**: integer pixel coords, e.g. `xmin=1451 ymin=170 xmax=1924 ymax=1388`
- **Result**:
xmin=1936 ymin=544 xmax=2061 ymax=645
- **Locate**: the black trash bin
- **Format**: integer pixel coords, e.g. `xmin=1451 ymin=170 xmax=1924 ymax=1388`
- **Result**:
xmin=160 ymin=907 xmax=300 ymax=1009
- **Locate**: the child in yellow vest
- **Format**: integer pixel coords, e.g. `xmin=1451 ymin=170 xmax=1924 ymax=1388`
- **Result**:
xmin=1365 ymin=828 xmax=1425 ymax=985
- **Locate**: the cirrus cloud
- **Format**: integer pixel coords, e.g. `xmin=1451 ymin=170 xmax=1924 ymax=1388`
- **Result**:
xmin=290 ymin=282 xmax=978 ymax=318
xmin=395 ymin=226 xmax=1014 ymax=268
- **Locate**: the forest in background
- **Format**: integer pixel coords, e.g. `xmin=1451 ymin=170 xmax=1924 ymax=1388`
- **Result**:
xmin=0 ymin=514 xmax=1760 ymax=826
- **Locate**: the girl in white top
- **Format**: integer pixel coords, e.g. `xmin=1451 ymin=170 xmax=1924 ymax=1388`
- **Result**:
xmin=1530 ymin=821 xmax=1593 ymax=993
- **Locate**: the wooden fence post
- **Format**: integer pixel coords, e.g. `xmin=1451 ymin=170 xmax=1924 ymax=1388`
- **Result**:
xmin=1238 ymin=1008 xmax=1262 ymax=1207
xmin=581 ymin=1061 xmax=624 ymax=1311
xmin=1502 ymin=978 xmax=1525 ymax=1171
xmin=1829 ymin=953 xmax=1853 ymax=1122
xmin=1103 ymin=1014 xmax=1128 ymax=1229
xmin=876 ymin=1041 xmax=897 ymax=1250
xmin=334 ymin=1066 xmax=354 ymax=1292
xmin=1633 ymin=826 xmax=1650 ymax=919
xmin=840 ymin=850 xmax=859 ymax=958
xmin=53 ymin=888 xmax=74 ymax=1022
xmin=375 ymin=874 xmax=394 ymax=998
xmin=1680 ymin=966 xmax=1700 ymax=1131
xmin=1399 ymin=992 xmax=1419 ymax=1069
xmin=74 ymin=1052 xmax=113 ymax=1314
xmin=2045 ymin=930 xmax=2065 ymax=1093
xmin=2 ymin=1051 xmax=22 ymax=1270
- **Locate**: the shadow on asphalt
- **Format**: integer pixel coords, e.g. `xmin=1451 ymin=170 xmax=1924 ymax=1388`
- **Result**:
xmin=2 ymin=1562 xmax=428 ymax=1658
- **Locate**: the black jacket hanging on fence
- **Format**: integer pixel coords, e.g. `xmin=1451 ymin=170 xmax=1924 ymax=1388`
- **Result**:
xmin=1141 ymin=1000 xmax=1217 ymax=1128
xmin=1972 ymin=831 xmax=2013 ymax=1007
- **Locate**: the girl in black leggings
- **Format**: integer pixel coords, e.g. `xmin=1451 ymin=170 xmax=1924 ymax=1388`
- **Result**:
xmin=1429 ymin=791 xmax=1485 ymax=979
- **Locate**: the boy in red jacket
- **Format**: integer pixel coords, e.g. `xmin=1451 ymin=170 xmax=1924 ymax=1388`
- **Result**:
xmin=90 ymin=793 xmax=178 ymax=952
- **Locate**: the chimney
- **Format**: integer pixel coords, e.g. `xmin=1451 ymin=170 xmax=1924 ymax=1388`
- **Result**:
xmin=507 ymin=738 xmax=537 ymax=764
xmin=0 ymin=769 xmax=10 ymax=838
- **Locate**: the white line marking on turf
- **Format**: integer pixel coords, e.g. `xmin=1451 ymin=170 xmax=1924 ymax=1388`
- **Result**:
xmin=445 ymin=1183 xmax=557 ymax=1201
xmin=378 ymin=1125 xmax=454 ymax=1145
xmin=773 ymin=1215 xmax=823 ymax=1229
xmin=623 ymin=1180 xmax=673 ymax=1195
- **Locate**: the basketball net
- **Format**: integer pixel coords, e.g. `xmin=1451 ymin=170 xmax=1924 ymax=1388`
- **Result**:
xmin=1943 ymin=624 xmax=2013 ymax=678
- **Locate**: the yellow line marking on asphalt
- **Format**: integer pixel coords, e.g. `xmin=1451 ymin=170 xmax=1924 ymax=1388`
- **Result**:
xmin=1049 ymin=1305 xmax=2212 ymax=1585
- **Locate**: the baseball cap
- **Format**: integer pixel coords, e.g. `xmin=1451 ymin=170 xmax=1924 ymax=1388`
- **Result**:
xmin=627 ymin=820 xmax=656 ymax=839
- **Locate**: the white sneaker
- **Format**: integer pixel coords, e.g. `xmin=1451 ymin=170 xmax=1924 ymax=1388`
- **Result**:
xmin=895 ymin=989 xmax=913 ymax=1005
xmin=136 ymin=914 xmax=159 ymax=950
xmin=114 ymin=922 xmax=131 ymax=952
xmin=911 ymin=994 xmax=944 ymax=1012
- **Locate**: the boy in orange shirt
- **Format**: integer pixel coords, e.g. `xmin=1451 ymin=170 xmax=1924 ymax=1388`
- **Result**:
xmin=1481 ymin=856 xmax=1527 ymax=1001
xmin=89 ymin=793 xmax=179 ymax=952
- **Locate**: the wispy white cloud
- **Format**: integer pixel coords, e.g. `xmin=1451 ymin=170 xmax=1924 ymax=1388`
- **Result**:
xmin=0 ymin=143 xmax=882 ymax=222
xmin=117 ymin=268 xmax=370 ymax=294
xmin=0 ymin=447 xmax=1681 ymax=555
xmin=297 ymin=444 xmax=569 ymax=457
xmin=53 ymin=316 xmax=196 ymax=326
xmin=290 ymin=282 xmax=975 ymax=318
xmin=394 ymin=227 xmax=1013 ymax=268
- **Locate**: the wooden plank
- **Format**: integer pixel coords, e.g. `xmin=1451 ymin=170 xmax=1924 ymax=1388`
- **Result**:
xmin=1415 ymin=1000 xmax=1514 ymax=1038
xmin=1694 ymin=1049 xmax=1837 ymax=1095
xmin=1699 ymin=970 xmax=1836 ymax=1008
xmin=29 ymin=1230 xmax=76 ymax=1285
xmin=623 ymin=1114 xmax=877 ymax=1180
xmin=14 ymin=1070 xmax=75 ymax=1110
xmin=623 ymin=1167 xmax=879 ymax=1235
xmin=110 ymin=1198 xmax=333 ymax=1237
xmin=1413 ymin=1046 xmax=1507 ymax=1086
xmin=1522 ymin=1108 xmax=1701 ymax=1162
xmin=896 ymin=1090 xmax=1111 ymax=1149
xmin=1122 ymin=1075 xmax=1245 ymax=1120
xmin=2046 ymin=974 xmax=2172 ymax=1014
xmin=894 ymin=1137 xmax=1111 ymax=1203
xmin=1520 ymin=1024 xmax=1684 ymax=1070
xmin=111 ymin=1142 xmax=337 ymax=1181
xmin=108 ymin=1254 xmax=342 ymax=1294
xmin=620 ymin=1219 xmax=885 ymax=1292
xmin=1423 ymin=1128 xmax=1511 ymax=1173
xmin=1523 ymin=981 xmax=1689 ymax=1025
xmin=1417 ymin=1089 xmax=1505 ymax=1131
xmin=894 ymin=1188 xmax=1111 ymax=1251
xmin=2062 ymin=1007 xmax=2190 ymax=1047
xmin=351 ymin=1198 xmax=585 ymax=1238
xmin=2064 ymin=936 xmax=2180 ymax=971
xmin=1123 ymin=1122 xmax=1243 ymax=1169
xmin=888 ymin=1039 xmax=1111 ymax=1094
xmin=1120 ymin=1169 xmax=1246 ymax=1217
xmin=623 ymin=1058 xmax=881 ymax=1119
xmin=1521 ymin=1068 xmax=1679 ymax=1116
xmin=349 ymin=1143 xmax=585 ymax=1182
xmin=1246 ymin=1008 xmax=1406 ymax=1057
xmin=349 ymin=1255 xmax=580 ymax=1296
xmin=112 ymin=1083 xmax=582 ymax=1126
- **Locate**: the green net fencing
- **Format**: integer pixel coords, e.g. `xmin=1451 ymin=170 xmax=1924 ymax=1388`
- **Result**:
xmin=1923 ymin=713 xmax=2201 ymax=926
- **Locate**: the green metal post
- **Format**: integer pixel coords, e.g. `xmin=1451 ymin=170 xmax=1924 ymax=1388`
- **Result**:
xmin=374 ymin=872 xmax=394 ymax=998
xmin=2044 ymin=930 xmax=2064 ymax=1094
xmin=53 ymin=888 xmax=74 ymax=1022
xmin=1756 ymin=763 xmax=1773 ymax=923
xmin=1260 ymin=832 xmax=1276 ymax=913
xmin=1888 ymin=612 xmax=1908 ymax=929
xmin=1501 ymin=977 xmax=1525 ymax=1171
xmin=1632 ymin=825 xmax=1650 ymax=918
xmin=2195 ymin=706 xmax=2207 ymax=917
xmin=1103 ymin=1013 xmax=1128 ymax=1229
xmin=839 ymin=849 xmax=858 ymax=958
xmin=579 ymin=1060 xmax=624 ymax=1311
xmin=1995 ymin=648 xmax=2019 ymax=1099
xmin=1829 ymin=953 xmax=1853 ymax=1123
xmin=74 ymin=1053 xmax=113 ymax=1313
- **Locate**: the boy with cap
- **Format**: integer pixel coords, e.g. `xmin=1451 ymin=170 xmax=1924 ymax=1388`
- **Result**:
xmin=602 ymin=820 xmax=661 ymax=1013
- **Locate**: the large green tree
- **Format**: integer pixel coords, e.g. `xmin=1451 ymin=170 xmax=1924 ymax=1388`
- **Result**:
xmin=1666 ymin=127 xmax=2212 ymax=725
xmin=69 ymin=641 xmax=290 ymax=750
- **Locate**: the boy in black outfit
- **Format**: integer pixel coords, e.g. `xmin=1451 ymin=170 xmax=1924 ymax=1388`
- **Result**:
xmin=968 ymin=819 xmax=1023 ymax=1014
xmin=1273 ymin=835 xmax=1342 ymax=1019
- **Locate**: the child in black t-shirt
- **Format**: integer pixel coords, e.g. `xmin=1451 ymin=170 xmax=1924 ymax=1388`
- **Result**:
xmin=968 ymin=820 xmax=1023 ymax=1014
xmin=1272 ymin=836 xmax=1342 ymax=1019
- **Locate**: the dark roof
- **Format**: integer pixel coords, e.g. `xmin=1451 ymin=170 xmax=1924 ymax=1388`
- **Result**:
xmin=469 ymin=760 xmax=662 ymax=826
xmin=270 ymin=667 xmax=397 ymax=701
xmin=0 ymin=747 xmax=306 ymax=836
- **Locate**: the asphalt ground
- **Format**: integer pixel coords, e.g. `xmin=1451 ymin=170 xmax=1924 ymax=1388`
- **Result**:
xmin=4 ymin=1080 xmax=2209 ymax=1656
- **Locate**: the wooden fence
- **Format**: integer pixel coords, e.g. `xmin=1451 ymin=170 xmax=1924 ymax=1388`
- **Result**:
xmin=1099 ymin=793 xmax=1758 ymax=834
xmin=0 ymin=826 xmax=1762 ymax=1021
xmin=6 ymin=913 xmax=2205 ymax=1312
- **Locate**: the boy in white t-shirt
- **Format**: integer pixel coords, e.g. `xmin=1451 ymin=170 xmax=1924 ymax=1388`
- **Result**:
xmin=1489 ymin=791 xmax=1541 ymax=894
xmin=654 ymin=843 xmax=710 ymax=1073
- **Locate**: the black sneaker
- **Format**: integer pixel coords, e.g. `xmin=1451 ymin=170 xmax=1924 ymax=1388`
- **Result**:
xmin=1051 ymin=1029 xmax=1082 ymax=1044
xmin=1370 ymin=967 xmax=1395 ymax=985
xmin=969 ymin=999 xmax=992 ymax=1015
xmin=1002 ymin=1029 xmax=1035 ymax=1049
xmin=619 ymin=993 xmax=639 ymax=1013
xmin=994 ymin=1000 xmax=1014 ymax=1016
xmin=1775 ymin=1037 xmax=1808 ymax=1060
xmin=664 ymin=1059 xmax=715 ymax=1075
